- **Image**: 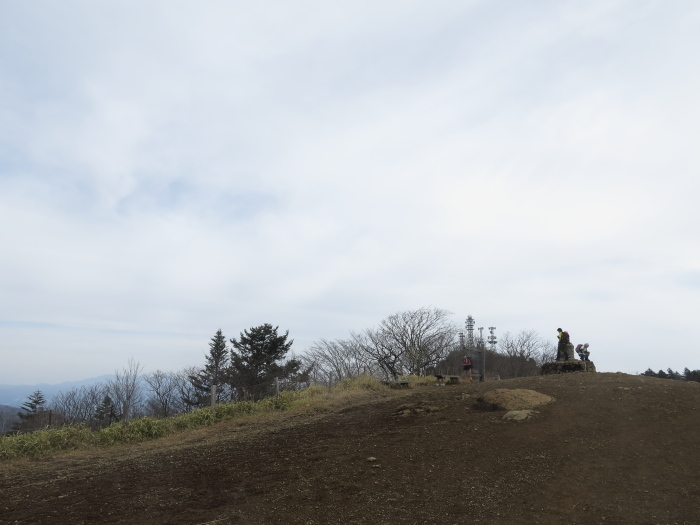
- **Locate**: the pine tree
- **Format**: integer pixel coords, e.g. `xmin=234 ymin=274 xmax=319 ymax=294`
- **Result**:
xmin=17 ymin=390 xmax=46 ymax=420
xmin=186 ymin=329 xmax=230 ymax=407
xmin=684 ymin=368 xmax=700 ymax=383
xmin=229 ymin=324 xmax=305 ymax=400
xmin=14 ymin=390 xmax=47 ymax=431
xmin=206 ymin=329 xmax=229 ymax=384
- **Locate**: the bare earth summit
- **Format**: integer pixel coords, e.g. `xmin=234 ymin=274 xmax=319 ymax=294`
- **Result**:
xmin=1 ymin=372 xmax=699 ymax=525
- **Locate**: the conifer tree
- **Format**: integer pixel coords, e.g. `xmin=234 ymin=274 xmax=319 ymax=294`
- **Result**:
xmin=14 ymin=390 xmax=47 ymax=431
xmin=186 ymin=329 xmax=230 ymax=407
xmin=228 ymin=324 xmax=306 ymax=399
xmin=17 ymin=390 xmax=46 ymax=420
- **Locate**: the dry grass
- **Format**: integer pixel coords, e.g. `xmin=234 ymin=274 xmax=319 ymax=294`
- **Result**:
xmin=0 ymin=377 xmax=392 ymax=461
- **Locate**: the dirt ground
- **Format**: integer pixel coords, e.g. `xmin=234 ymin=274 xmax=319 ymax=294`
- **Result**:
xmin=1 ymin=372 xmax=700 ymax=525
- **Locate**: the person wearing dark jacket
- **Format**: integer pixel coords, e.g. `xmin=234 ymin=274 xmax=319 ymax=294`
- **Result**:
xmin=557 ymin=328 xmax=571 ymax=360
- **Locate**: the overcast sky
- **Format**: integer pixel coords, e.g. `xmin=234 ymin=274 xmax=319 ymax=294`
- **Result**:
xmin=1 ymin=0 xmax=699 ymax=385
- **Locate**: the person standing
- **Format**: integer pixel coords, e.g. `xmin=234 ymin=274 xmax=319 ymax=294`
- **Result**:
xmin=575 ymin=343 xmax=590 ymax=361
xmin=557 ymin=328 xmax=570 ymax=360
xmin=462 ymin=355 xmax=473 ymax=380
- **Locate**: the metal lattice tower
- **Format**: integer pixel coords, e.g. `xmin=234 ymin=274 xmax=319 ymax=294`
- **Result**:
xmin=465 ymin=316 xmax=475 ymax=348
xmin=488 ymin=326 xmax=497 ymax=350
xmin=477 ymin=326 xmax=484 ymax=347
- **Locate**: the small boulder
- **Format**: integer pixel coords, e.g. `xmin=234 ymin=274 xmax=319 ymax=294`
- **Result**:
xmin=479 ymin=389 xmax=554 ymax=410
xmin=502 ymin=410 xmax=536 ymax=421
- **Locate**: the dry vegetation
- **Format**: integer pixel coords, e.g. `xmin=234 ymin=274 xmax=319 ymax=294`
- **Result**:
xmin=0 ymin=377 xmax=389 ymax=461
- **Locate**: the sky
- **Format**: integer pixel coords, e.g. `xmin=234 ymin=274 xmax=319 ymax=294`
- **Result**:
xmin=1 ymin=0 xmax=699 ymax=385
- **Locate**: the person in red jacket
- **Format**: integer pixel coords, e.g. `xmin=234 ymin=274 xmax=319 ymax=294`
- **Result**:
xmin=462 ymin=355 xmax=473 ymax=380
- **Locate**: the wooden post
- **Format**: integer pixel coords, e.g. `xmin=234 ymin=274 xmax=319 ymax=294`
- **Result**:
xmin=211 ymin=384 xmax=217 ymax=410
xmin=274 ymin=377 xmax=279 ymax=398
xmin=479 ymin=344 xmax=486 ymax=382
xmin=122 ymin=401 xmax=130 ymax=426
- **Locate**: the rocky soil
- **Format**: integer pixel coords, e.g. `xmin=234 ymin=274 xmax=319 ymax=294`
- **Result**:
xmin=1 ymin=372 xmax=699 ymax=525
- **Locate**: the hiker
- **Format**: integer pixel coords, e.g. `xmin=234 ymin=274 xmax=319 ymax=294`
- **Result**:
xmin=556 ymin=328 xmax=571 ymax=360
xmin=575 ymin=343 xmax=590 ymax=361
xmin=462 ymin=355 xmax=473 ymax=380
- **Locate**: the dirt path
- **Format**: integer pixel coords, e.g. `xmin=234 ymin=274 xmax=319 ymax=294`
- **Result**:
xmin=2 ymin=373 xmax=699 ymax=524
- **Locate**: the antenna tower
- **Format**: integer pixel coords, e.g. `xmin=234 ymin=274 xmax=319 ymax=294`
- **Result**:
xmin=465 ymin=316 xmax=475 ymax=348
xmin=488 ymin=327 xmax=497 ymax=350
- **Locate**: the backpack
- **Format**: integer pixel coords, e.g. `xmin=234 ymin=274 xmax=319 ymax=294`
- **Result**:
xmin=561 ymin=331 xmax=570 ymax=344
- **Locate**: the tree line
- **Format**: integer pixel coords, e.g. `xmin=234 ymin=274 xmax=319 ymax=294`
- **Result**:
xmin=10 ymin=308 xmax=560 ymax=433
xmin=300 ymin=307 xmax=556 ymax=383
xmin=10 ymin=323 xmax=308 ymax=433
xmin=640 ymin=368 xmax=700 ymax=382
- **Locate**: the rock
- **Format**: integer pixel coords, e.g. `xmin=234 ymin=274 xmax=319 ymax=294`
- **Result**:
xmin=541 ymin=360 xmax=596 ymax=375
xmin=392 ymin=402 xmax=441 ymax=416
xmin=502 ymin=410 xmax=536 ymax=421
xmin=478 ymin=389 xmax=554 ymax=410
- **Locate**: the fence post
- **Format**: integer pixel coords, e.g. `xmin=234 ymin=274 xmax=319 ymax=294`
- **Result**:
xmin=211 ymin=384 xmax=217 ymax=410
xmin=479 ymin=344 xmax=486 ymax=382
xmin=122 ymin=401 xmax=130 ymax=426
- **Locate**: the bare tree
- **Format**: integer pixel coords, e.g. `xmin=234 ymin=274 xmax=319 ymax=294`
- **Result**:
xmin=302 ymin=338 xmax=377 ymax=383
xmin=50 ymin=383 xmax=106 ymax=426
xmin=107 ymin=358 xmax=143 ymax=424
xmin=308 ymin=307 xmax=458 ymax=380
xmin=379 ymin=307 xmax=458 ymax=375
xmin=0 ymin=407 xmax=18 ymax=433
xmin=497 ymin=330 xmax=552 ymax=378
xmin=350 ymin=307 xmax=457 ymax=378
xmin=174 ymin=366 xmax=201 ymax=412
xmin=352 ymin=328 xmax=404 ymax=380
xmin=143 ymin=370 xmax=180 ymax=418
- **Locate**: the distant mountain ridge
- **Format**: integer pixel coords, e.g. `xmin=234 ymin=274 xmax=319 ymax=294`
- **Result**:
xmin=0 ymin=375 xmax=114 ymax=406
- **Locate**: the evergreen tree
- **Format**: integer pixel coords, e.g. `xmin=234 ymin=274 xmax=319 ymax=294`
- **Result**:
xmin=186 ymin=329 xmax=230 ymax=407
xmin=640 ymin=368 xmax=698 ymax=382
xmin=667 ymin=368 xmax=683 ymax=381
xmin=684 ymin=368 xmax=700 ymax=383
xmin=94 ymin=395 xmax=117 ymax=427
xmin=14 ymin=390 xmax=47 ymax=431
xmin=206 ymin=329 xmax=229 ymax=384
xmin=17 ymin=390 xmax=46 ymax=420
xmin=229 ymin=324 xmax=305 ymax=400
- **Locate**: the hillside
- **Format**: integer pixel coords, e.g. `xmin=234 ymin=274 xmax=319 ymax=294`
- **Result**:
xmin=1 ymin=372 xmax=699 ymax=524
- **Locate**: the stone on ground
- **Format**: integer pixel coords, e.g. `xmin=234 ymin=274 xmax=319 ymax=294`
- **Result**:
xmin=502 ymin=410 xmax=536 ymax=421
xmin=479 ymin=389 xmax=554 ymax=410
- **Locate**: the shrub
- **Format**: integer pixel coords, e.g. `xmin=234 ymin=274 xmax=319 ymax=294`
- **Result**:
xmin=337 ymin=375 xmax=386 ymax=391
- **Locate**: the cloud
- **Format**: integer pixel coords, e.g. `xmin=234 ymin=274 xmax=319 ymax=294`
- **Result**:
xmin=1 ymin=0 xmax=699 ymax=383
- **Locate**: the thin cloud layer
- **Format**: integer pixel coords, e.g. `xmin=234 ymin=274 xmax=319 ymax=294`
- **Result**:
xmin=1 ymin=1 xmax=699 ymax=383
